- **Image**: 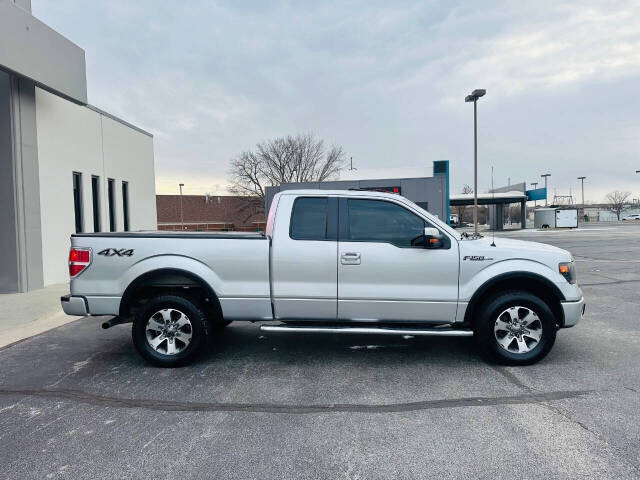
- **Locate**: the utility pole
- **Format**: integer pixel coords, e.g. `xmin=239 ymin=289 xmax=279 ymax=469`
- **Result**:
xmin=531 ymin=181 xmax=538 ymax=207
xmin=578 ymin=176 xmax=586 ymax=224
xmin=179 ymin=183 xmax=185 ymax=230
xmin=349 ymin=156 xmax=357 ymax=171
xmin=465 ymin=89 xmax=486 ymax=235
xmin=541 ymin=173 xmax=551 ymax=206
xmin=577 ymin=176 xmax=586 ymax=205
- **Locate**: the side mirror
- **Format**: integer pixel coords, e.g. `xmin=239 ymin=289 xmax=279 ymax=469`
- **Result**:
xmin=423 ymin=227 xmax=443 ymax=249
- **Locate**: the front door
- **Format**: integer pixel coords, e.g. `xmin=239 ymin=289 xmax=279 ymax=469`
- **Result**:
xmin=337 ymin=197 xmax=459 ymax=323
xmin=271 ymin=194 xmax=338 ymax=321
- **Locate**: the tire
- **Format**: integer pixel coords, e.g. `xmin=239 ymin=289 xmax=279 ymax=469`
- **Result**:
xmin=474 ymin=291 xmax=557 ymax=366
xmin=132 ymin=294 xmax=209 ymax=367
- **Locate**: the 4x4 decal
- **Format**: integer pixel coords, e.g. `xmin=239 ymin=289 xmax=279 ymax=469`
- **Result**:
xmin=97 ymin=248 xmax=134 ymax=257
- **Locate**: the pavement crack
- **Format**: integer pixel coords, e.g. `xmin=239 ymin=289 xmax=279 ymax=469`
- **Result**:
xmin=490 ymin=366 xmax=537 ymax=392
xmin=0 ymin=388 xmax=593 ymax=415
xmin=542 ymin=401 xmax=640 ymax=475
xmin=581 ymin=278 xmax=640 ymax=287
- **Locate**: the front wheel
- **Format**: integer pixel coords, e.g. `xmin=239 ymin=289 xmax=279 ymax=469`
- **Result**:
xmin=132 ymin=294 xmax=209 ymax=367
xmin=475 ymin=291 xmax=557 ymax=365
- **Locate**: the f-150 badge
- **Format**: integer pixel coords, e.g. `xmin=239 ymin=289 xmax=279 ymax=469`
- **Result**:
xmin=463 ymin=255 xmax=493 ymax=261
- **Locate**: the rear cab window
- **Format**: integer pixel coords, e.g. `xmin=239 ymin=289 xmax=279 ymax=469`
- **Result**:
xmin=290 ymin=197 xmax=328 ymax=240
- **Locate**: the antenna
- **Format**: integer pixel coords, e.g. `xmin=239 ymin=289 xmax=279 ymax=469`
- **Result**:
xmin=490 ymin=166 xmax=496 ymax=247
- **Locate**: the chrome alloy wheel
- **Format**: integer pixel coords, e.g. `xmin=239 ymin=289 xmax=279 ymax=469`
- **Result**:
xmin=145 ymin=309 xmax=193 ymax=355
xmin=493 ymin=306 xmax=543 ymax=354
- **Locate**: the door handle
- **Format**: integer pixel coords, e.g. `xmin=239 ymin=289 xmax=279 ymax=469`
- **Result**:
xmin=341 ymin=252 xmax=361 ymax=265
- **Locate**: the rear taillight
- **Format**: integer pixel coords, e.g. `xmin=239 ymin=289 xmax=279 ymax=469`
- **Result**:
xmin=69 ymin=248 xmax=91 ymax=277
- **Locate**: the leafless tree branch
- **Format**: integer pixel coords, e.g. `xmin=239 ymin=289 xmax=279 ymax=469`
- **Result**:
xmin=228 ymin=134 xmax=345 ymax=200
xmin=606 ymin=190 xmax=631 ymax=220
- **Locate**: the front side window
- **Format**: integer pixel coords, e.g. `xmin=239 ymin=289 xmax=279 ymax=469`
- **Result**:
xmin=347 ymin=199 xmax=425 ymax=247
xmin=290 ymin=197 xmax=328 ymax=240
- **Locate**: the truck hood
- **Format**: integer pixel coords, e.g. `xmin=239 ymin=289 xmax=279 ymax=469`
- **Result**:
xmin=470 ymin=236 xmax=569 ymax=255
xmin=459 ymin=235 xmax=572 ymax=270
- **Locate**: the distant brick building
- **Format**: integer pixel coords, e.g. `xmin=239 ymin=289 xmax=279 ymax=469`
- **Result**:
xmin=156 ymin=195 xmax=266 ymax=232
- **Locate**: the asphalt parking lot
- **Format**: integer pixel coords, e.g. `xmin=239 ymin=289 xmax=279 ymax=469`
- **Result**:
xmin=1 ymin=222 xmax=639 ymax=479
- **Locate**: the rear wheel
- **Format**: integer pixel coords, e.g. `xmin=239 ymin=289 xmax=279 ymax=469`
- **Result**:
xmin=132 ymin=294 xmax=209 ymax=367
xmin=475 ymin=291 xmax=556 ymax=365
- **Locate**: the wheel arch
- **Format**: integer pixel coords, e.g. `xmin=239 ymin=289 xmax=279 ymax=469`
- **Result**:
xmin=464 ymin=272 xmax=566 ymax=327
xmin=119 ymin=267 xmax=223 ymax=320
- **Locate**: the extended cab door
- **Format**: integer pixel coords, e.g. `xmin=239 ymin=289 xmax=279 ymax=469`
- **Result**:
xmin=270 ymin=194 xmax=338 ymax=320
xmin=337 ymin=197 xmax=459 ymax=323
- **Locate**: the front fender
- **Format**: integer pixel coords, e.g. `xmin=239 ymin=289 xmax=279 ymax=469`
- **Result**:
xmin=459 ymin=258 xmax=570 ymax=303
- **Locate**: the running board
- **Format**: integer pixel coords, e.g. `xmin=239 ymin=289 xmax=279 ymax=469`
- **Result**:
xmin=259 ymin=324 xmax=473 ymax=337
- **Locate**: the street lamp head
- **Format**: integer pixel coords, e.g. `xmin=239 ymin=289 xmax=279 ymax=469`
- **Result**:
xmin=179 ymin=183 xmax=184 ymax=187
xmin=465 ymin=89 xmax=486 ymax=102
xmin=578 ymin=176 xmax=586 ymax=180
xmin=541 ymin=173 xmax=551 ymax=178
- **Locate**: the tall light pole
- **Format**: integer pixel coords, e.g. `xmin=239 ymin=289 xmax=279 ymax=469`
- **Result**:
xmin=577 ymin=176 xmax=586 ymax=206
xmin=179 ymin=183 xmax=185 ymax=230
xmin=531 ymin=181 xmax=538 ymax=207
xmin=465 ymin=88 xmax=486 ymax=235
xmin=577 ymin=176 xmax=586 ymax=224
xmin=541 ymin=173 xmax=551 ymax=206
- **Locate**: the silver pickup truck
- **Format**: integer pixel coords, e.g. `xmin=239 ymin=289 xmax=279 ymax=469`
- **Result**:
xmin=62 ymin=189 xmax=584 ymax=367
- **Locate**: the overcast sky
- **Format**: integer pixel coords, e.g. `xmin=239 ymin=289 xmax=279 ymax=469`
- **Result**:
xmin=34 ymin=0 xmax=640 ymax=203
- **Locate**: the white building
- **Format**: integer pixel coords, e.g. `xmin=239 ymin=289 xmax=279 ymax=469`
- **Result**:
xmin=1 ymin=0 xmax=156 ymax=292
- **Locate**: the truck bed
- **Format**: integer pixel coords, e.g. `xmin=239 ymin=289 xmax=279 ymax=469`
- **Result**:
xmin=69 ymin=231 xmax=272 ymax=319
xmin=72 ymin=231 xmax=266 ymax=239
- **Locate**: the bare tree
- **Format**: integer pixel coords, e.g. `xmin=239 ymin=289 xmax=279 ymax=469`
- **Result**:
xmin=454 ymin=184 xmax=473 ymax=223
xmin=606 ymin=190 xmax=631 ymax=220
xmin=229 ymin=134 xmax=345 ymax=200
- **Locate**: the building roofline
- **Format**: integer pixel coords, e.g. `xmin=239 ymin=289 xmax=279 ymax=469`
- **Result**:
xmin=86 ymin=104 xmax=153 ymax=138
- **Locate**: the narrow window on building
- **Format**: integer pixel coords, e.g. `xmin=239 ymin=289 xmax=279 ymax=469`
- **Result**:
xmin=122 ymin=181 xmax=130 ymax=231
xmin=108 ymin=178 xmax=116 ymax=232
xmin=72 ymin=172 xmax=83 ymax=233
xmin=91 ymin=176 xmax=101 ymax=232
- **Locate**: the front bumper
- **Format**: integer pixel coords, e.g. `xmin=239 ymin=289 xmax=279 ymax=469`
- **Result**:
xmin=61 ymin=295 xmax=88 ymax=316
xmin=560 ymin=296 xmax=585 ymax=328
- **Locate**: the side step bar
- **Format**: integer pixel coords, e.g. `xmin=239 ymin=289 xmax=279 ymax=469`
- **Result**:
xmin=260 ymin=324 xmax=473 ymax=337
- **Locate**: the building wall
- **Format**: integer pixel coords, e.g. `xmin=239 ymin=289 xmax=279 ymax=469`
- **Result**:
xmin=35 ymin=87 xmax=156 ymax=285
xmin=0 ymin=71 xmax=44 ymax=293
xmin=0 ymin=0 xmax=87 ymax=103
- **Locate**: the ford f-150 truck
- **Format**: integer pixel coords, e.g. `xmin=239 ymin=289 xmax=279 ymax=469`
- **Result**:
xmin=62 ymin=190 xmax=584 ymax=367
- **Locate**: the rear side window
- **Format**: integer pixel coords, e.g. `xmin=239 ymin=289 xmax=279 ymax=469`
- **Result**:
xmin=347 ymin=199 xmax=425 ymax=247
xmin=290 ymin=197 xmax=328 ymax=240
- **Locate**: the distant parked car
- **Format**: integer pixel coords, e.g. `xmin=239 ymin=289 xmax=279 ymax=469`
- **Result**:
xmin=449 ymin=213 xmax=459 ymax=226
xmin=622 ymin=214 xmax=640 ymax=221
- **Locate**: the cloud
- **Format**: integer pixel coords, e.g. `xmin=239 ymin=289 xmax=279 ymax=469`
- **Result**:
xmin=32 ymin=0 xmax=640 ymax=201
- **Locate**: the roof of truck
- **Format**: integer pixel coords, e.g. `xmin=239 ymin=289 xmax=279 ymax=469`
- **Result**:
xmin=277 ymin=189 xmax=404 ymax=199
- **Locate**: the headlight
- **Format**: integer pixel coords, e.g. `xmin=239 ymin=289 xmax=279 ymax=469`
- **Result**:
xmin=559 ymin=261 xmax=576 ymax=284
